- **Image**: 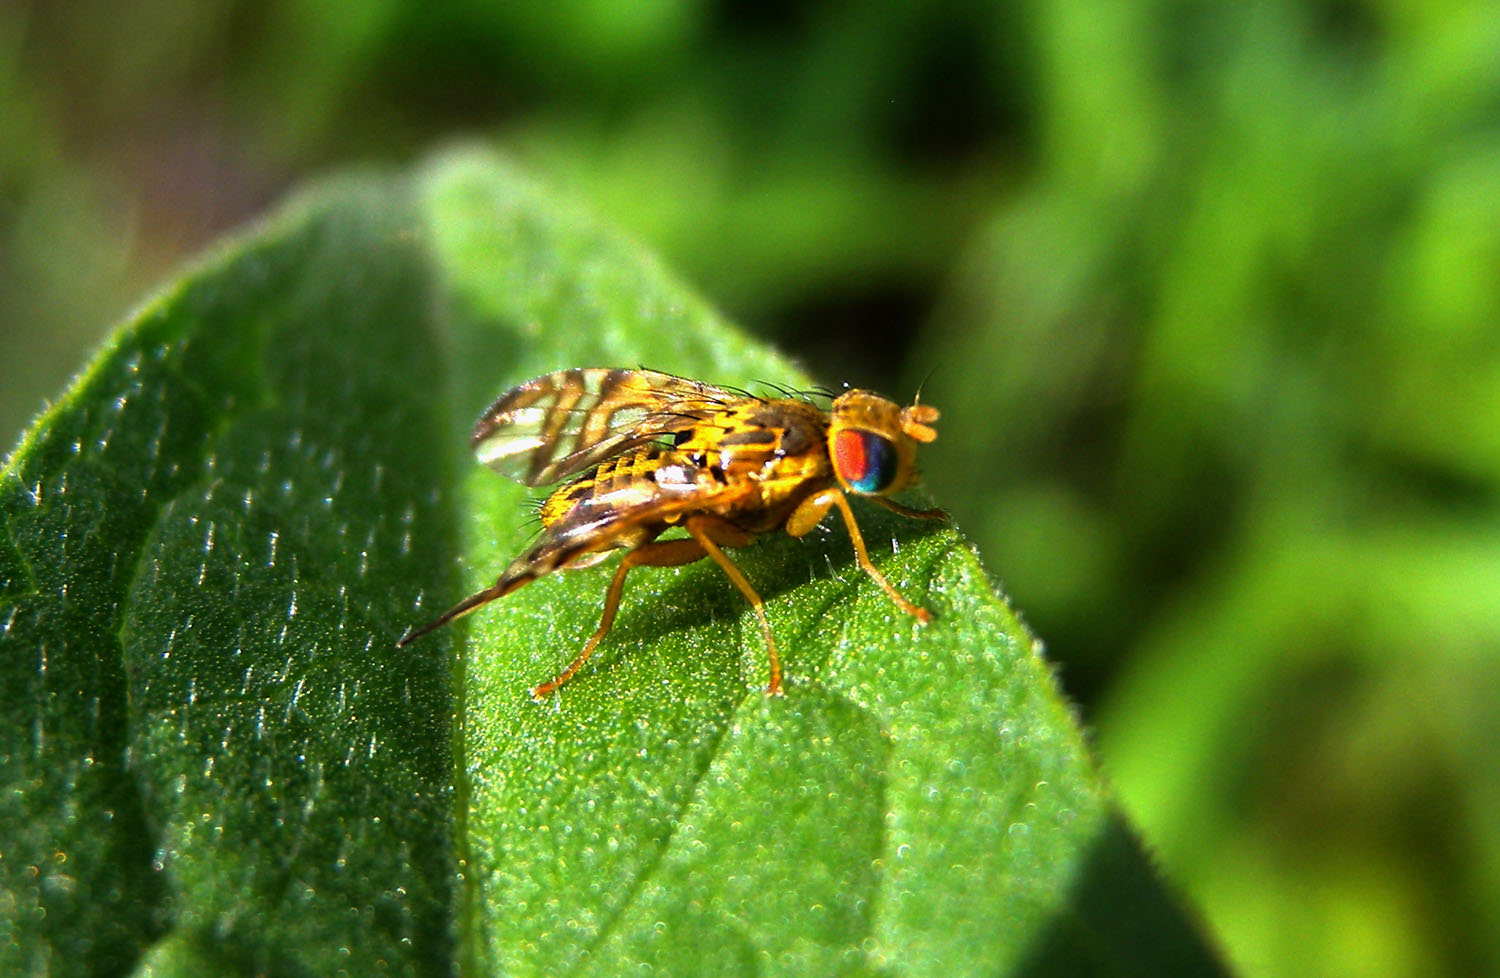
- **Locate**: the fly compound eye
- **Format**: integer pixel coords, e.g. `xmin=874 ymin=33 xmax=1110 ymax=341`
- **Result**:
xmin=833 ymin=429 xmax=899 ymax=494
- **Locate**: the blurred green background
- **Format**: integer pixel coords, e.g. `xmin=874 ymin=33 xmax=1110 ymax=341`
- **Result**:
xmin=4 ymin=1 xmax=1498 ymax=975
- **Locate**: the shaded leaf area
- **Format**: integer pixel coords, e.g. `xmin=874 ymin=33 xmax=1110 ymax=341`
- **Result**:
xmin=1 ymin=149 xmax=1225 ymax=976
xmin=1 ymin=179 xmax=458 ymax=976
xmin=419 ymin=151 xmax=1227 ymax=977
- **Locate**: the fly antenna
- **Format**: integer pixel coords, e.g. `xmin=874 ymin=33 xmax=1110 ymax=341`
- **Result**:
xmin=902 ymin=365 xmax=941 ymax=442
xmin=913 ymin=364 xmax=939 ymax=405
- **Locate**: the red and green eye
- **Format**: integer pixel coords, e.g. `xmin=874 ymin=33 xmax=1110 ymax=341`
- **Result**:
xmin=833 ymin=429 xmax=899 ymax=494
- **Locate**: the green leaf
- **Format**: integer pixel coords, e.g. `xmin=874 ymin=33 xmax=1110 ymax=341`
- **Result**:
xmin=1 ymin=148 xmax=1227 ymax=977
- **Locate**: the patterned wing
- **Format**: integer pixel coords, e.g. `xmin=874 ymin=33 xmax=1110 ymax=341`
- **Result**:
xmin=471 ymin=368 xmax=741 ymax=486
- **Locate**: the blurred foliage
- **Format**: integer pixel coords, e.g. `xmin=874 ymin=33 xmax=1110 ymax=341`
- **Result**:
xmin=2 ymin=1 xmax=1498 ymax=976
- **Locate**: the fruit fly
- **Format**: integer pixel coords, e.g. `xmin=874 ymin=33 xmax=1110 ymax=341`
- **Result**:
xmin=397 ymin=367 xmax=944 ymax=699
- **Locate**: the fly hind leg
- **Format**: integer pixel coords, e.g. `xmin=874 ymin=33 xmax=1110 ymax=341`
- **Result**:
xmin=530 ymin=537 xmax=707 ymax=700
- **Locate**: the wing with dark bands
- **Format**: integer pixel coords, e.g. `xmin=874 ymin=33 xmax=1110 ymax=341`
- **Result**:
xmin=471 ymin=368 xmax=740 ymax=486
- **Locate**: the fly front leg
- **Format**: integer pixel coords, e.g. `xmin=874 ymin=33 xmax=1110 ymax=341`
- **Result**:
xmin=530 ymin=537 xmax=707 ymax=700
xmin=787 ymin=488 xmax=933 ymax=624
xmin=870 ymin=495 xmax=948 ymax=523
xmin=682 ymin=515 xmax=784 ymax=696
xmin=785 ymin=488 xmax=839 ymax=538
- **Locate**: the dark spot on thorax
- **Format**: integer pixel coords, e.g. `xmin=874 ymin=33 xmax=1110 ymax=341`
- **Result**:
xmin=777 ymin=421 xmax=816 ymax=458
xmin=717 ymin=428 xmax=778 ymax=447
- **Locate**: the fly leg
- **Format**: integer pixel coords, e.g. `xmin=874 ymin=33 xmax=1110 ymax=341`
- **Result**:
xmin=530 ymin=537 xmax=708 ymax=700
xmin=869 ymin=495 xmax=947 ymax=522
xmin=786 ymin=488 xmax=934 ymax=623
xmin=681 ymin=515 xmax=784 ymax=696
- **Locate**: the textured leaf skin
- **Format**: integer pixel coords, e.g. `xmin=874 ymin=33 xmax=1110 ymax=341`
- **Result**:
xmin=0 ymin=150 xmax=1226 ymax=977
xmin=2 ymin=180 xmax=458 ymax=976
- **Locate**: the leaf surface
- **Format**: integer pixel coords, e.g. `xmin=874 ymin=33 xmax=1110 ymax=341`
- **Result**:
xmin=0 ymin=149 xmax=1226 ymax=977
